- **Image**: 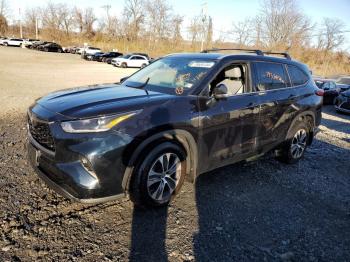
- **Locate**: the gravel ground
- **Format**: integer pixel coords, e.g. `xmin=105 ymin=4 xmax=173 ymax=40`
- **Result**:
xmin=0 ymin=47 xmax=349 ymax=262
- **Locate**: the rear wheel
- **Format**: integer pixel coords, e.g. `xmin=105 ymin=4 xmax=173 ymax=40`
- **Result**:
xmin=276 ymin=120 xmax=311 ymax=164
xmin=141 ymin=63 xmax=147 ymax=68
xmin=130 ymin=142 xmax=187 ymax=207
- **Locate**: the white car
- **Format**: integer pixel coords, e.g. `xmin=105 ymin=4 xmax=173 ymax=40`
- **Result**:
xmin=23 ymin=39 xmax=40 ymax=48
xmin=111 ymin=54 xmax=149 ymax=68
xmin=2 ymin=38 xmax=24 ymax=47
xmin=78 ymin=47 xmax=101 ymax=55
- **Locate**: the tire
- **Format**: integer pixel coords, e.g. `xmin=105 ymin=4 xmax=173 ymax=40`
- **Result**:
xmin=58 ymin=49 xmax=62 ymax=53
xmin=4 ymin=42 xmax=8 ymax=46
xmin=141 ymin=63 xmax=147 ymax=68
xmin=121 ymin=62 xmax=127 ymax=68
xmin=130 ymin=142 xmax=187 ymax=207
xmin=276 ymin=119 xmax=311 ymax=164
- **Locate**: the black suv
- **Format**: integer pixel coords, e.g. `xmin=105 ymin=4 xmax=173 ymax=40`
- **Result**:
xmin=27 ymin=49 xmax=323 ymax=206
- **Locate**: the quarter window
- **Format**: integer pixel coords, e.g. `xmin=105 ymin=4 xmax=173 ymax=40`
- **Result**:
xmin=287 ymin=65 xmax=309 ymax=86
xmin=254 ymin=62 xmax=288 ymax=91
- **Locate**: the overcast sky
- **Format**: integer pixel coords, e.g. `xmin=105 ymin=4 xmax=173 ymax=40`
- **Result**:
xmin=6 ymin=0 xmax=350 ymax=49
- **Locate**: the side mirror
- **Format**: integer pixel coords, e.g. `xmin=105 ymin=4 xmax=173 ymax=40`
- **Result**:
xmin=120 ymin=76 xmax=129 ymax=83
xmin=213 ymin=84 xmax=229 ymax=99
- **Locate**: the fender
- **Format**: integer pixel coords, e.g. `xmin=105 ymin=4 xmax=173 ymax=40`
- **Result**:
xmin=285 ymin=110 xmax=316 ymax=144
xmin=121 ymin=129 xmax=198 ymax=192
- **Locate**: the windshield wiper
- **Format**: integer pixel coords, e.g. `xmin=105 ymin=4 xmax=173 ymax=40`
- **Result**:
xmin=125 ymin=77 xmax=150 ymax=95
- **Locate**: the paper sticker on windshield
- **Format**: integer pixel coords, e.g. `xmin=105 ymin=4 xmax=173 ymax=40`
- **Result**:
xmin=188 ymin=61 xmax=215 ymax=68
xmin=184 ymin=83 xmax=193 ymax=88
xmin=175 ymin=87 xmax=184 ymax=95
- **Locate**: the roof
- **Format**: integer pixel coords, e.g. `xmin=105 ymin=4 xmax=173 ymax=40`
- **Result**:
xmin=166 ymin=52 xmax=306 ymax=67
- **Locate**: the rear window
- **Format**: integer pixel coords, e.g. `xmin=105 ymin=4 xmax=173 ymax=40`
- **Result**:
xmin=254 ymin=62 xmax=289 ymax=91
xmin=287 ymin=65 xmax=309 ymax=86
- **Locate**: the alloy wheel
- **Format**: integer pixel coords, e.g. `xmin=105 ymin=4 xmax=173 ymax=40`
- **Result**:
xmin=291 ymin=129 xmax=307 ymax=159
xmin=147 ymin=153 xmax=181 ymax=202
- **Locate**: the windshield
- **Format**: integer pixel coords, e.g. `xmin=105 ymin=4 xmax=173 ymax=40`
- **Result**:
xmin=337 ymin=78 xmax=350 ymax=85
xmin=123 ymin=57 xmax=216 ymax=94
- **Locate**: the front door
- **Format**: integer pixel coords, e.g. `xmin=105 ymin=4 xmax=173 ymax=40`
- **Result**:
xmin=198 ymin=63 xmax=261 ymax=173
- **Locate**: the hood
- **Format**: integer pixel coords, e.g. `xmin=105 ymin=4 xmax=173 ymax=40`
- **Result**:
xmin=36 ymin=84 xmax=171 ymax=119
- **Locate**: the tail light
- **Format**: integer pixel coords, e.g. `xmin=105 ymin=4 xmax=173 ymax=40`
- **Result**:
xmin=315 ymin=89 xmax=324 ymax=96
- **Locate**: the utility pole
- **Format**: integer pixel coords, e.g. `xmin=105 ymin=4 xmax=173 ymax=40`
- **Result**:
xmin=200 ymin=1 xmax=208 ymax=51
xmin=19 ymin=8 xmax=23 ymax=38
xmin=35 ymin=18 xmax=39 ymax=39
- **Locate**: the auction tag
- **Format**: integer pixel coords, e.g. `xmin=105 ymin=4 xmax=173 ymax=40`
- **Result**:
xmin=188 ymin=61 xmax=215 ymax=68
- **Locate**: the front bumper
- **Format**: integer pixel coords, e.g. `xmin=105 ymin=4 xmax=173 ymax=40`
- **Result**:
xmin=27 ymin=116 xmax=134 ymax=203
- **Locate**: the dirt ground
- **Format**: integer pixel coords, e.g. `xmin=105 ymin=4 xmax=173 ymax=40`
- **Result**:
xmin=0 ymin=46 xmax=349 ymax=262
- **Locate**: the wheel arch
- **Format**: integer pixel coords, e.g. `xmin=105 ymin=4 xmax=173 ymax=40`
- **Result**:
xmin=286 ymin=110 xmax=316 ymax=145
xmin=121 ymin=129 xmax=198 ymax=192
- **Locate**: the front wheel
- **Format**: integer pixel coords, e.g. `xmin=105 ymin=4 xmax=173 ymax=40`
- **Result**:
xmin=276 ymin=120 xmax=311 ymax=164
xmin=130 ymin=142 xmax=187 ymax=207
xmin=121 ymin=62 xmax=127 ymax=68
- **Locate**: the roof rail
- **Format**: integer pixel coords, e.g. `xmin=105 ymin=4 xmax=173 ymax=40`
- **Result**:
xmin=264 ymin=51 xmax=291 ymax=60
xmin=201 ymin=48 xmax=264 ymax=56
xmin=201 ymin=48 xmax=292 ymax=60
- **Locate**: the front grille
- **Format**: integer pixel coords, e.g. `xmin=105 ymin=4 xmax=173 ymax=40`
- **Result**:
xmin=28 ymin=114 xmax=55 ymax=151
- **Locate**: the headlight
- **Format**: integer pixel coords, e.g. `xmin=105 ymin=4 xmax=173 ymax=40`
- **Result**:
xmin=61 ymin=110 xmax=141 ymax=133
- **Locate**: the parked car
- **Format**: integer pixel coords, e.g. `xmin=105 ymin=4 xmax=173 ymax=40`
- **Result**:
xmin=2 ymin=38 xmax=24 ymax=47
xmin=97 ymin=52 xmax=123 ymax=62
xmin=86 ymin=52 xmax=104 ymax=61
xmin=38 ymin=43 xmax=63 ymax=53
xmin=78 ymin=46 xmax=101 ymax=55
xmin=68 ymin=46 xmax=81 ymax=54
xmin=31 ymin=41 xmax=51 ymax=50
xmin=111 ymin=54 xmax=149 ymax=68
xmin=334 ymin=89 xmax=350 ymax=114
xmin=314 ymin=78 xmax=340 ymax=104
xmin=27 ymin=48 xmax=322 ymax=207
xmin=0 ymin=37 xmax=8 ymax=45
xmin=336 ymin=77 xmax=350 ymax=92
xmin=23 ymin=39 xmax=40 ymax=48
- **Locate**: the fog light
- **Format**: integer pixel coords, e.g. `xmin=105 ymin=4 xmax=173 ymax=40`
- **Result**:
xmin=81 ymin=157 xmax=98 ymax=180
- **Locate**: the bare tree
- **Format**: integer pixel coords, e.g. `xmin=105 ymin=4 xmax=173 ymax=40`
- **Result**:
xmin=205 ymin=16 xmax=213 ymax=48
xmin=59 ymin=4 xmax=74 ymax=36
xmin=145 ymin=0 xmax=172 ymax=42
xmin=123 ymin=0 xmax=145 ymax=41
xmin=0 ymin=0 xmax=9 ymax=18
xmin=231 ymin=18 xmax=253 ymax=47
xmin=25 ymin=7 xmax=40 ymax=35
xmin=258 ymin=0 xmax=313 ymax=49
xmin=188 ymin=16 xmax=202 ymax=48
xmin=317 ymin=18 xmax=345 ymax=52
xmin=0 ymin=14 xmax=7 ymax=34
xmin=171 ymin=15 xmax=183 ymax=46
xmin=73 ymin=7 xmax=96 ymax=37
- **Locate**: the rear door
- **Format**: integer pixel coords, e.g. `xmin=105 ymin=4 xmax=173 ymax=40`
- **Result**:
xmin=252 ymin=61 xmax=298 ymax=152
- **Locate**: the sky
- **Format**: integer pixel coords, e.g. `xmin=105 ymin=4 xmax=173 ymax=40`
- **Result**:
xmin=7 ymin=0 xmax=350 ymax=49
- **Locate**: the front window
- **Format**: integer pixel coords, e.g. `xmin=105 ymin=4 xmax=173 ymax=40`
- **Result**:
xmin=123 ymin=57 xmax=216 ymax=94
